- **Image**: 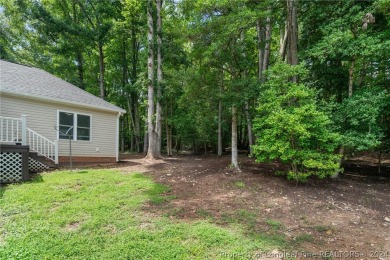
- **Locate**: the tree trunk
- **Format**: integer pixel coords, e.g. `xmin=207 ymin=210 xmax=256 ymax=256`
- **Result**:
xmin=146 ymin=0 xmax=157 ymax=159
xmin=127 ymin=97 xmax=139 ymax=152
xmin=121 ymin=40 xmax=128 ymax=153
xmin=121 ymin=39 xmax=128 ymax=89
xmin=279 ymin=22 xmax=288 ymax=61
xmin=238 ymin=110 xmax=243 ymax=148
xmin=165 ymin=100 xmax=173 ymax=157
xmin=245 ymin=101 xmax=253 ymax=156
xmin=169 ymin=129 xmax=173 ymax=156
xmin=193 ymin=140 xmax=197 ymax=155
xmin=348 ymin=56 xmax=355 ymax=98
xmin=291 ymin=163 xmax=298 ymax=175
xmin=243 ymin=118 xmax=247 ymax=148
xmin=133 ymin=93 xmax=141 ymax=152
xmin=240 ymin=31 xmax=253 ymax=155
xmin=71 ymin=0 xmax=84 ymax=90
xmin=155 ymin=0 xmax=163 ymax=158
xmin=130 ymin=131 xmax=134 ymax=151
xmin=231 ymin=106 xmax=240 ymax=171
xmin=357 ymin=59 xmax=366 ymax=87
xmin=166 ymin=118 xmax=173 ymax=156
xmin=131 ymin=20 xmax=138 ymax=84
xmin=75 ymin=51 xmax=84 ymax=89
xmin=120 ymin=118 xmax=125 ymax=153
xmin=218 ymin=84 xmax=223 ymax=156
xmin=256 ymin=20 xmax=264 ymax=80
xmin=287 ymin=0 xmax=299 ymax=82
xmin=129 ymin=20 xmax=140 ymax=152
xmin=143 ymin=118 xmax=148 ymax=154
xmin=175 ymin=137 xmax=180 ymax=154
xmin=262 ymin=13 xmax=272 ymax=82
xmin=98 ymin=42 xmax=105 ymax=99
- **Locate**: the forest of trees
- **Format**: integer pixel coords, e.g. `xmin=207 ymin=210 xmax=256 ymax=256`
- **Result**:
xmin=1 ymin=0 xmax=389 ymax=180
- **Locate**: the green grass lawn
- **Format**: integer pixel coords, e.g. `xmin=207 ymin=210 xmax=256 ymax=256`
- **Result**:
xmin=0 ymin=170 xmax=282 ymax=259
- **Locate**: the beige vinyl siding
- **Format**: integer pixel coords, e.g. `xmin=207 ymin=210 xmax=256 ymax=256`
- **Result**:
xmin=0 ymin=93 xmax=118 ymax=158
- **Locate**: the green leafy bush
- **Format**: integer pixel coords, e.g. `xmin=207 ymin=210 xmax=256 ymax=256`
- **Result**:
xmin=334 ymin=88 xmax=388 ymax=152
xmin=253 ymin=63 xmax=341 ymax=181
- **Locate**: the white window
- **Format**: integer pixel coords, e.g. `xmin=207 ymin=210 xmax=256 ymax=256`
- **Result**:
xmin=58 ymin=111 xmax=91 ymax=141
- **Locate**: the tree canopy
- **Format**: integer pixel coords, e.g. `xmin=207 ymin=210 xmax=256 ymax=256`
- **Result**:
xmin=1 ymin=0 xmax=389 ymax=180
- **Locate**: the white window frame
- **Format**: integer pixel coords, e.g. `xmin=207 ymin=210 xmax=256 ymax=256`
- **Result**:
xmin=57 ymin=110 xmax=92 ymax=142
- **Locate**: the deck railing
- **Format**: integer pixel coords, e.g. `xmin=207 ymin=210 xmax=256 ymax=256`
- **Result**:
xmin=0 ymin=116 xmax=25 ymax=144
xmin=0 ymin=115 xmax=58 ymax=164
xmin=27 ymin=128 xmax=58 ymax=163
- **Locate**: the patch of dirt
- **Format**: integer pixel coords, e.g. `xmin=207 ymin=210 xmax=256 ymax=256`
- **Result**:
xmin=64 ymin=221 xmax=81 ymax=232
xmin=117 ymin=154 xmax=390 ymax=258
xmin=103 ymin=224 xmax=117 ymax=234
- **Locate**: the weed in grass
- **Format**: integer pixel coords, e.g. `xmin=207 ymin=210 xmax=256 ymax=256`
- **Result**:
xmin=257 ymin=233 xmax=287 ymax=248
xmin=266 ymin=219 xmax=283 ymax=230
xmin=327 ymin=203 xmax=336 ymax=210
xmin=233 ymin=181 xmax=245 ymax=188
xmin=149 ymin=194 xmax=176 ymax=205
xmin=220 ymin=212 xmax=233 ymax=224
xmin=315 ymin=225 xmax=330 ymax=232
xmin=299 ymin=215 xmax=311 ymax=224
xmin=197 ymin=209 xmax=212 ymax=218
xmin=294 ymin=233 xmax=314 ymax=244
xmin=221 ymin=210 xmax=257 ymax=228
xmin=163 ymin=207 xmax=185 ymax=218
xmin=237 ymin=209 xmax=256 ymax=219
xmin=236 ymin=210 xmax=257 ymax=226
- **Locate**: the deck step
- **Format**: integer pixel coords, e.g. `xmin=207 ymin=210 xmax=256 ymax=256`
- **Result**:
xmin=29 ymin=151 xmax=58 ymax=173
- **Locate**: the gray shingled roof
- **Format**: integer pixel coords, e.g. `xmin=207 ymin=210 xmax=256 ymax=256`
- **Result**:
xmin=0 ymin=59 xmax=125 ymax=113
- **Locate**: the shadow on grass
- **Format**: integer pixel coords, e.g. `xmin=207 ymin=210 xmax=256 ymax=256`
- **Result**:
xmin=70 ymin=170 xmax=89 ymax=174
xmin=0 ymin=173 xmax=44 ymax=199
xmin=128 ymin=172 xmax=176 ymax=205
xmin=144 ymin=181 xmax=176 ymax=205
xmin=0 ymin=185 xmax=6 ymax=199
xmin=132 ymin=173 xmax=149 ymax=179
xmin=28 ymin=174 xmax=44 ymax=183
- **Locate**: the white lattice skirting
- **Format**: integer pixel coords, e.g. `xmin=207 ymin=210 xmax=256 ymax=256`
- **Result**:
xmin=0 ymin=152 xmax=23 ymax=183
xmin=29 ymin=158 xmax=50 ymax=173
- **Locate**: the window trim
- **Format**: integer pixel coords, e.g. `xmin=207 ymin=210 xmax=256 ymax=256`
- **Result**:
xmin=57 ymin=110 xmax=92 ymax=142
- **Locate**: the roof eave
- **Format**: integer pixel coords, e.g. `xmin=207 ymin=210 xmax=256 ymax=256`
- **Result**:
xmin=1 ymin=90 xmax=126 ymax=114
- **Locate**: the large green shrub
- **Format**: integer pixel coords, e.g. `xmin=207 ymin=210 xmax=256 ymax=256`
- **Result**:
xmin=253 ymin=63 xmax=341 ymax=181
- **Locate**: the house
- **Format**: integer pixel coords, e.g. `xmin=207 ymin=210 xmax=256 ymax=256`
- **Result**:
xmin=0 ymin=59 xmax=125 ymax=181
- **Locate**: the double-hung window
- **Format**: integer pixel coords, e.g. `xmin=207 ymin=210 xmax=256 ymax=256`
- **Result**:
xmin=58 ymin=111 xmax=91 ymax=141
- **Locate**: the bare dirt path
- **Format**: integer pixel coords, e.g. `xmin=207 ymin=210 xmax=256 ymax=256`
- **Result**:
xmin=117 ymin=154 xmax=390 ymax=258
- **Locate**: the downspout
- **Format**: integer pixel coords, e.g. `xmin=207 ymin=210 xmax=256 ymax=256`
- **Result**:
xmin=116 ymin=112 xmax=121 ymax=162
